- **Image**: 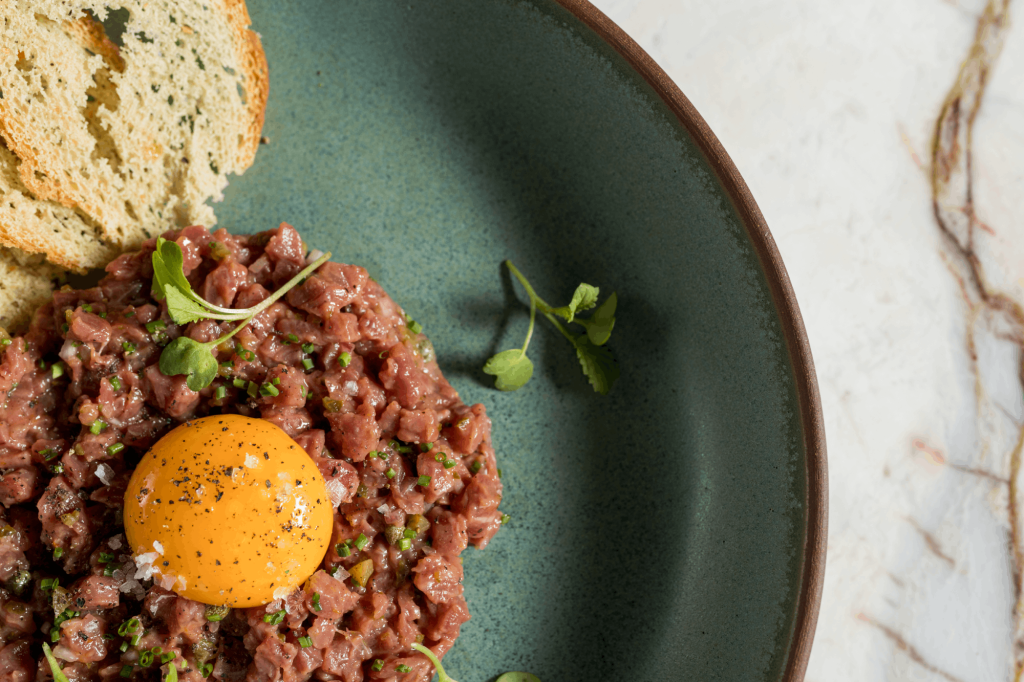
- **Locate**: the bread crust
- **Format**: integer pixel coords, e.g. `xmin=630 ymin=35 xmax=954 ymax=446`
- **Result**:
xmin=0 ymin=0 xmax=269 ymax=274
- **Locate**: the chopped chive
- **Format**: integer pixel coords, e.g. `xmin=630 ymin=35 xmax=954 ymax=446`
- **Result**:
xmin=421 ymin=442 xmax=433 ymax=452
xmin=200 ymin=663 xmax=213 ymax=678
xmin=286 ymin=333 xmax=300 ymax=344
xmin=124 ymin=311 xmax=136 ymax=317
xmin=90 ymin=420 xmax=107 ymax=435
xmin=103 ymin=562 xmax=121 ymax=577
xmin=271 ymin=376 xmax=281 ymax=385
xmin=260 ymin=383 xmax=280 ymax=397
xmin=109 ymin=376 xmax=122 ymax=391
xmin=247 ymin=381 xmax=258 ymax=398
xmin=262 ymin=609 xmax=286 ymax=624
xmin=396 ymin=664 xmax=411 ymax=673
xmin=434 ymin=453 xmax=444 ymax=462
xmin=50 ymin=628 xmax=60 ymax=643
xmin=160 ymin=652 xmax=176 ymax=664
xmin=129 ymin=632 xmax=141 ymax=646
xmin=367 ymin=451 xmax=378 ymax=459
xmin=403 ymin=528 xmax=416 ymax=539
xmin=311 ymin=593 xmax=321 ymax=612
xmin=37 ymin=359 xmax=47 ymax=370
xmin=407 ymin=319 xmax=423 ymax=334
xmin=385 ymin=468 xmax=396 ymax=479
xmin=443 ymin=459 xmax=456 ymax=470
xmin=52 ymin=547 xmax=64 ymax=560
xmin=99 ymin=312 xmax=107 ymax=319
xmin=50 ymin=463 xmax=64 ymax=474
xmin=214 ymin=386 xmax=227 ymax=400
xmin=398 ymin=538 xmax=411 ymax=551
xmin=418 ymin=475 xmax=431 ymax=487
xmin=338 ymin=352 xmax=351 ymax=368
xmin=336 ymin=543 xmax=351 ymax=558
xmin=120 ymin=642 xmax=129 ymax=653
xmin=220 ymin=361 xmax=233 ymax=368
xmin=120 ymin=665 xmax=133 ymax=678
xmin=122 ymin=341 xmax=137 ymax=354
xmin=354 ymin=533 xmax=369 ymax=550
xmin=372 ymin=660 xmax=384 ymax=672
xmin=298 ymin=636 xmax=312 ymax=648
xmin=118 ymin=617 xmax=140 ymax=636
xmin=302 ymin=343 xmax=315 ymax=354
xmin=81 ymin=304 xmax=92 ymax=313
xmin=389 ymin=440 xmax=412 ymax=454
xmin=107 ymin=441 xmax=125 ymax=455
xmin=301 ymin=358 xmax=314 ymax=371
xmin=232 ymin=378 xmax=246 ymax=389
xmin=98 ymin=552 xmax=115 ymax=563
xmin=139 ymin=650 xmax=154 ymax=667
xmin=145 ymin=320 xmax=166 ymax=334
xmin=41 ymin=448 xmax=60 ymax=461
xmin=497 ymin=468 xmax=503 ymax=478
xmin=501 ymin=513 xmax=511 ymax=525
xmin=60 ymin=324 xmax=69 ymax=334
xmin=470 ymin=460 xmax=482 ymax=474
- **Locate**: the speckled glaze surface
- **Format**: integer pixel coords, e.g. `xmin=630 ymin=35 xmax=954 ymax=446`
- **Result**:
xmin=215 ymin=1 xmax=824 ymax=680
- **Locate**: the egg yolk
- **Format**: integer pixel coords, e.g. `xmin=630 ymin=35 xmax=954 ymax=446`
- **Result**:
xmin=123 ymin=415 xmax=333 ymax=607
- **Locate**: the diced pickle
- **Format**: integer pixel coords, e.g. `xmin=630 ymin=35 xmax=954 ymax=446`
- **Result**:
xmin=384 ymin=525 xmax=404 ymax=547
xmin=208 ymin=241 xmax=232 ymax=261
xmin=407 ymin=514 xmax=430 ymax=536
xmin=192 ymin=636 xmax=217 ymax=665
xmin=322 ymin=398 xmax=344 ymax=413
xmin=4 ymin=570 xmax=30 ymax=596
xmin=349 ymin=559 xmax=374 ymax=587
xmin=204 ymin=605 xmax=229 ymax=622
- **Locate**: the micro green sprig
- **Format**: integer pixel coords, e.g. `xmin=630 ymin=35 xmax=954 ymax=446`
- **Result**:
xmin=411 ymin=643 xmax=458 ymax=682
xmin=151 ymin=237 xmax=331 ymax=391
xmin=484 ymin=261 xmax=618 ymax=394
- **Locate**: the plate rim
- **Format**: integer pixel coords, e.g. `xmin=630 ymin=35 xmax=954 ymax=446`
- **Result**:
xmin=550 ymin=1 xmax=829 ymax=679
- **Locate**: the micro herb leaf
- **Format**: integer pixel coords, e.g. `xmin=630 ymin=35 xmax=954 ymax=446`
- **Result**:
xmin=493 ymin=261 xmax=618 ymax=395
xmin=573 ymin=334 xmax=619 ymax=395
xmin=550 ymin=283 xmax=599 ymax=323
xmin=482 ymin=349 xmax=534 ymax=392
xmin=411 ymin=643 xmax=457 ymax=682
xmin=163 ymin=285 xmax=211 ymax=325
xmin=160 ymin=337 xmax=219 ymax=391
xmin=496 ymin=674 xmax=542 ymax=682
xmin=576 ymin=291 xmax=616 ymax=346
xmin=42 ymin=642 xmax=71 ymax=682
xmin=151 ymin=237 xmax=193 ymax=301
xmin=152 ymin=245 xmax=332 ymax=391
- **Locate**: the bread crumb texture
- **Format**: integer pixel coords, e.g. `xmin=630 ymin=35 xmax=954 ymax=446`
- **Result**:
xmin=0 ymin=0 xmax=267 ymax=325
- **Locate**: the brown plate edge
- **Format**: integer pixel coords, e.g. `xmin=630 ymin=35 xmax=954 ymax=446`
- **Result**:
xmin=550 ymin=1 xmax=829 ymax=680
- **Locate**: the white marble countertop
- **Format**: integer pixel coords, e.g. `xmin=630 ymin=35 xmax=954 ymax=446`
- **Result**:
xmin=590 ymin=0 xmax=1024 ymax=679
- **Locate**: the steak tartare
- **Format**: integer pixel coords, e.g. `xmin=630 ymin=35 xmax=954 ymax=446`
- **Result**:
xmin=0 ymin=223 xmax=504 ymax=682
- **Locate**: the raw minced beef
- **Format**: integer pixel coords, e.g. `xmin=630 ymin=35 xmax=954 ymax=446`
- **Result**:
xmin=0 ymin=223 xmax=504 ymax=682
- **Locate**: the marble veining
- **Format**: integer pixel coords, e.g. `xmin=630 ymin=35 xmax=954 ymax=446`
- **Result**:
xmin=591 ymin=0 xmax=1024 ymax=679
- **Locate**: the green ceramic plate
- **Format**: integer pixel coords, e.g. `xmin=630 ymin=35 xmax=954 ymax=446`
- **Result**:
xmin=217 ymin=1 xmax=827 ymax=680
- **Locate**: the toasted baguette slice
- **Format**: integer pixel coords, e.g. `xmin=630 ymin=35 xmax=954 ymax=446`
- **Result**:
xmin=0 ymin=136 xmax=119 ymax=271
xmin=0 ymin=246 xmax=62 ymax=332
xmin=0 ymin=0 xmax=268 ymax=265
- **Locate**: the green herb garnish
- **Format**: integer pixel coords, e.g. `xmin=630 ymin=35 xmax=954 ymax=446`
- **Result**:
xmin=411 ymin=643 xmax=457 ymax=682
xmin=484 ymin=261 xmax=618 ymax=394
xmin=495 ymin=674 xmax=541 ymax=682
xmin=165 ymin=661 xmax=178 ymax=682
xmin=151 ymin=238 xmax=330 ymax=391
xmin=42 ymin=642 xmax=70 ymax=682
xmin=262 ymin=609 xmax=286 ymax=624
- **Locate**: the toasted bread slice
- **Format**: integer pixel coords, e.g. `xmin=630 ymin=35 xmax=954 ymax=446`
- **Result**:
xmin=0 ymin=0 xmax=268 ymax=266
xmin=0 ymin=246 xmax=62 ymax=332
xmin=0 ymin=136 xmax=119 ymax=271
